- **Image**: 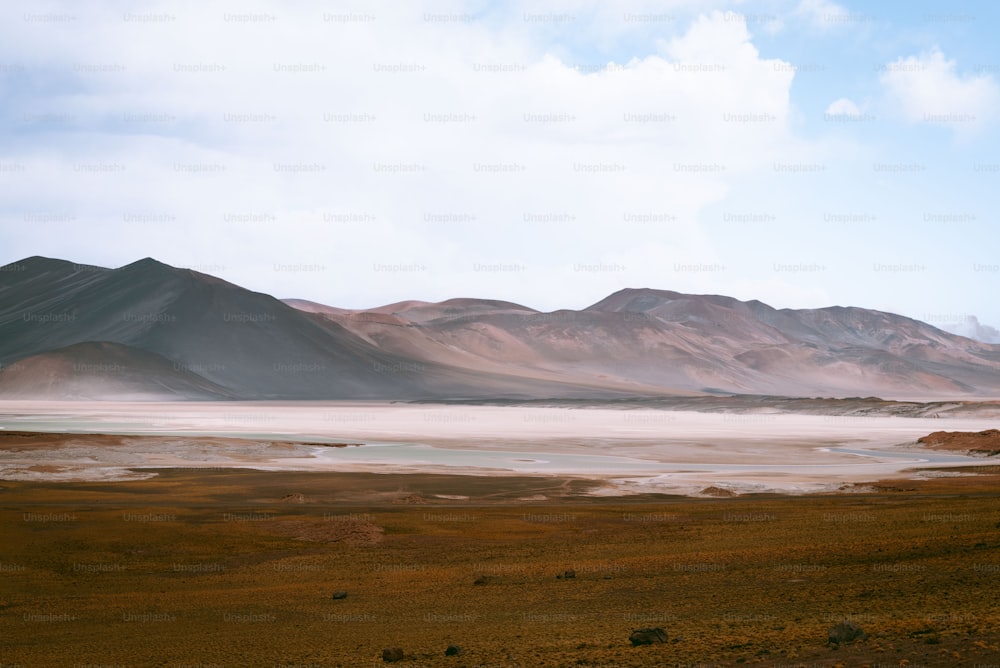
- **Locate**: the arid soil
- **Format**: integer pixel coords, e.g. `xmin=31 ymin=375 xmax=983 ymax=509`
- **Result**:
xmin=3 ymin=409 xmax=1000 ymax=666
xmin=3 ymin=467 xmax=1000 ymax=666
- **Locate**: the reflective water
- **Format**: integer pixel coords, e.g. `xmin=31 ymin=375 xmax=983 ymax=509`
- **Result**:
xmin=309 ymin=443 xmax=983 ymax=474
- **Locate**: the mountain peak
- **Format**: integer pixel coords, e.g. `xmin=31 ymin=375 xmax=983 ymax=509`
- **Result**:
xmin=436 ymin=297 xmax=537 ymax=312
xmin=587 ymin=288 xmax=770 ymax=314
xmin=585 ymin=287 xmax=685 ymax=312
xmin=113 ymin=257 xmax=235 ymax=287
xmin=3 ymin=256 xmax=89 ymax=273
xmin=120 ymin=257 xmax=174 ymax=271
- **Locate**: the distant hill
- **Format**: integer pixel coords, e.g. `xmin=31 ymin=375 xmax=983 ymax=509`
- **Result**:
xmin=0 ymin=341 xmax=235 ymax=400
xmin=299 ymin=286 xmax=1000 ymax=398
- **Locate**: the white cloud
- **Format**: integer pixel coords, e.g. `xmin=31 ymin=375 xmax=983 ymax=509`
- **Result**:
xmin=0 ymin=4 xmax=810 ymax=309
xmin=825 ymin=98 xmax=861 ymax=117
xmin=880 ymin=47 xmax=1000 ymax=136
xmin=760 ymin=18 xmax=785 ymax=36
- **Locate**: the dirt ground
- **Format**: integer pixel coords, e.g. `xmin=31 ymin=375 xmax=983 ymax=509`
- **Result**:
xmin=3 ymin=466 xmax=1000 ymax=667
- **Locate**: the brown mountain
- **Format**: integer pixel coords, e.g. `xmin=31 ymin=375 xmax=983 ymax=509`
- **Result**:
xmin=1 ymin=257 xmax=998 ymax=400
xmin=294 ymin=287 xmax=1000 ymax=398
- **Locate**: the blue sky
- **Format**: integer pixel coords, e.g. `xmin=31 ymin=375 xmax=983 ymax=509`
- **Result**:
xmin=0 ymin=0 xmax=998 ymax=338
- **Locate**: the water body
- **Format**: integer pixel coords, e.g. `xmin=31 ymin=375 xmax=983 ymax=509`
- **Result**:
xmin=825 ymin=447 xmax=981 ymax=464
xmin=310 ymin=442 xmax=985 ymax=475
xmin=313 ymin=441 xmax=659 ymax=473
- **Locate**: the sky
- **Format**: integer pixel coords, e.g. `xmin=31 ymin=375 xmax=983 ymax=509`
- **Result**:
xmin=1 ymin=0 xmax=998 ymax=336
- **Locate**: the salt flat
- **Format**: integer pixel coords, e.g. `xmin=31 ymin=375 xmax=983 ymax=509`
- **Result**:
xmin=0 ymin=400 xmax=995 ymax=495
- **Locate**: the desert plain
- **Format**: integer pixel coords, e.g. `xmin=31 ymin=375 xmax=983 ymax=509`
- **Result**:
xmin=3 ymin=399 xmax=1000 ymax=667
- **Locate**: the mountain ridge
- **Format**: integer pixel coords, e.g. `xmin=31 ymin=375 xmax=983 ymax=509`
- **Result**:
xmin=1 ymin=256 xmax=998 ymax=400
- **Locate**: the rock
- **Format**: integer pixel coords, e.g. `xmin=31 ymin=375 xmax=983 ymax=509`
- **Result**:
xmin=828 ymin=621 xmax=867 ymax=645
xmin=917 ymin=429 xmax=1000 ymax=456
xmin=392 ymin=493 xmax=428 ymax=505
xmin=563 ymin=569 xmax=576 ymax=579
xmin=382 ymin=647 xmax=404 ymax=662
xmin=473 ymin=575 xmax=491 ymax=585
xmin=331 ymin=590 xmax=348 ymax=600
xmin=699 ymin=485 xmax=737 ymax=497
xmin=445 ymin=644 xmax=462 ymax=656
xmin=630 ymin=627 xmax=668 ymax=646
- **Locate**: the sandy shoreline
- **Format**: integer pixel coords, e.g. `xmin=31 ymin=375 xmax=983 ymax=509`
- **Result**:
xmin=0 ymin=400 xmax=997 ymax=495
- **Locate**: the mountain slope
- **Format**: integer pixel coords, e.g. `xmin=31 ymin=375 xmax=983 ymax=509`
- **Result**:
xmin=0 ymin=341 xmax=235 ymax=400
xmin=299 ymin=287 xmax=1000 ymax=398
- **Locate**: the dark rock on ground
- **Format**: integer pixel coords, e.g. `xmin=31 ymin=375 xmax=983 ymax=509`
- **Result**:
xmin=630 ymin=627 xmax=668 ymax=646
xmin=828 ymin=621 xmax=867 ymax=644
xmin=382 ymin=647 xmax=404 ymax=662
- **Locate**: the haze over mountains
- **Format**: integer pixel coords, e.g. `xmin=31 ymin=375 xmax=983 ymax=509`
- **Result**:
xmin=939 ymin=316 xmax=1000 ymax=344
xmin=0 ymin=256 xmax=998 ymax=401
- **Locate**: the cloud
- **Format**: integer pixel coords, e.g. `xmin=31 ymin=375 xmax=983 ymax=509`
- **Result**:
xmin=825 ymin=98 xmax=862 ymax=118
xmin=938 ymin=316 xmax=1000 ymax=344
xmin=880 ymin=47 xmax=1000 ymax=136
xmin=0 ymin=4 xmax=809 ymax=309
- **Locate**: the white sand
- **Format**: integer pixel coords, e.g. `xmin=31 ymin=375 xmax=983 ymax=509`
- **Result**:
xmin=0 ymin=401 xmax=996 ymax=495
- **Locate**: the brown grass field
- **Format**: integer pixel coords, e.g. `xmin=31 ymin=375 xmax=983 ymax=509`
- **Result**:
xmin=3 ymin=467 xmax=1000 ymax=667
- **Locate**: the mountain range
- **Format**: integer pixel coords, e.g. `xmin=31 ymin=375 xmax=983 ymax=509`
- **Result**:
xmin=0 ymin=256 xmax=998 ymax=400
